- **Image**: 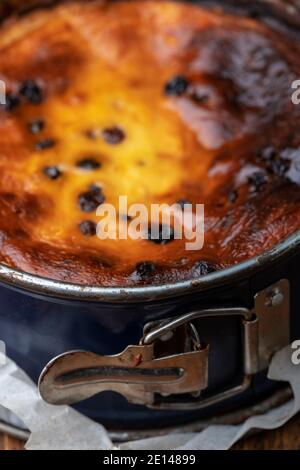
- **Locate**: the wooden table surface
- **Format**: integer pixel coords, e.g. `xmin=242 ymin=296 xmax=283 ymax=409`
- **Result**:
xmin=1 ymin=414 xmax=300 ymax=450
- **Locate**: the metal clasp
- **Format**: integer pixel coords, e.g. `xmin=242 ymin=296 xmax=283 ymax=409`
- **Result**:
xmin=145 ymin=279 xmax=289 ymax=410
xmin=38 ymin=279 xmax=290 ymax=410
xmin=38 ymin=328 xmax=209 ymax=407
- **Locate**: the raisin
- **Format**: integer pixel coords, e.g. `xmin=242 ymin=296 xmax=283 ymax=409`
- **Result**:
xmin=258 ymin=146 xmax=290 ymax=177
xmin=78 ymin=186 xmax=105 ymax=212
xmin=20 ymin=80 xmax=43 ymax=104
xmin=43 ymin=166 xmax=62 ymax=180
xmin=4 ymin=93 xmax=20 ymax=111
xmin=28 ymin=119 xmax=44 ymax=134
xmin=35 ymin=139 xmax=56 ymax=150
xmin=136 ymin=261 xmax=156 ymax=277
xmin=79 ymin=220 xmax=97 ymax=236
xmin=177 ymin=199 xmax=192 ymax=210
xmin=89 ymin=183 xmax=102 ymax=192
xmin=193 ymin=260 xmax=216 ymax=276
xmin=248 ymin=171 xmax=268 ymax=193
xmin=147 ymin=224 xmax=175 ymax=245
xmin=164 ymin=75 xmax=189 ymax=96
xmin=269 ymin=158 xmax=290 ymax=177
xmin=102 ymin=126 xmax=125 ymax=145
xmin=76 ymin=158 xmax=101 ymax=170
xmin=120 ymin=213 xmax=133 ymax=221
xmin=228 ymin=189 xmax=238 ymax=203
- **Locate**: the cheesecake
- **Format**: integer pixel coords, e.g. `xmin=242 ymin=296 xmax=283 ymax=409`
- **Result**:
xmin=0 ymin=0 xmax=300 ymax=286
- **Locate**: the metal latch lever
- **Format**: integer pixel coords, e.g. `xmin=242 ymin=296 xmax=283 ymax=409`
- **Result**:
xmin=39 ymin=342 xmax=209 ymax=406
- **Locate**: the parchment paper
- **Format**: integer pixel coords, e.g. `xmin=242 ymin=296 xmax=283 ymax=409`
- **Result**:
xmin=0 ymin=345 xmax=298 ymax=450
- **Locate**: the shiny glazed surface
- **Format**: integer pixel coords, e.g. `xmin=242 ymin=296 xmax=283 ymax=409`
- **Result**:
xmin=0 ymin=0 xmax=300 ymax=286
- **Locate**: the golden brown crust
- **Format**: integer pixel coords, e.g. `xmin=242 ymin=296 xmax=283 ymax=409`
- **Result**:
xmin=0 ymin=0 xmax=300 ymax=286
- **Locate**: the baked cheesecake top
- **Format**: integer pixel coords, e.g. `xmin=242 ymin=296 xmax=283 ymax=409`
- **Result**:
xmin=0 ymin=0 xmax=300 ymax=287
